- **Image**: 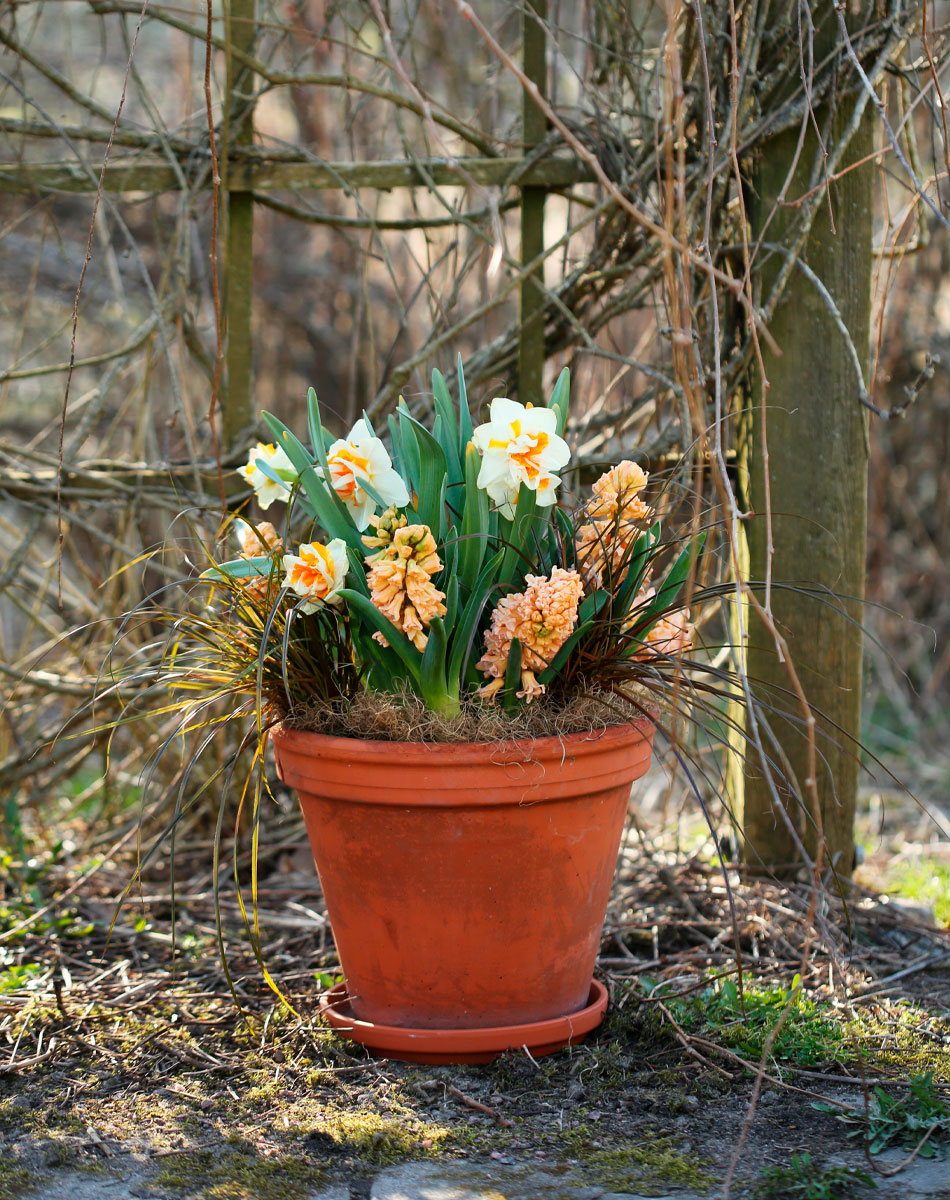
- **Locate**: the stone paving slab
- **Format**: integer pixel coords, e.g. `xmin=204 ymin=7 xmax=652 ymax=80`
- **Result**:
xmin=18 ymin=1154 xmax=950 ymax=1199
xmin=874 ymin=1150 xmax=950 ymax=1195
xmin=367 ymin=1161 xmax=707 ymax=1200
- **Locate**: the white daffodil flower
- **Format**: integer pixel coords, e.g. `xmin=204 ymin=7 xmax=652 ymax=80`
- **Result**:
xmin=322 ymin=419 xmax=410 ymax=530
xmin=239 ymin=442 xmax=298 ymax=510
xmin=281 ymin=538 xmax=348 ymax=613
xmin=472 ymin=397 xmax=571 ymax=518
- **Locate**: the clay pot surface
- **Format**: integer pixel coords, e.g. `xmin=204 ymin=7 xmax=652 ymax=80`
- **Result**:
xmin=271 ymin=720 xmax=654 ymax=1031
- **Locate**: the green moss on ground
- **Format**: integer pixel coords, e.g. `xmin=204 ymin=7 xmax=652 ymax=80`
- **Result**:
xmin=856 ymin=1002 xmax=950 ymax=1082
xmin=562 ymin=1127 xmax=715 ymax=1194
xmin=0 ymin=1162 xmax=45 ymax=1199
xmin=152 ymin=1148 xmax=326 ymax=1199
xmin=304 ymin=1108 xmax=454 ymax=1165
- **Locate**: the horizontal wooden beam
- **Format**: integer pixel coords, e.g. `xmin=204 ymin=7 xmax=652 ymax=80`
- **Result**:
xmin=0 ymin=155 xmax=596 ymax=196
xmin=0 ymin=461 xmax=247 ymax=504
xmin=0 ymin=448 xmax=728 ymax=505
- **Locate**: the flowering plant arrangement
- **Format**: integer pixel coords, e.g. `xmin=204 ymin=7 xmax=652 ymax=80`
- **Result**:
xmin=99 ymin=358 xmax=733 ymax=1047
xmin=203 ymin=360 xmax=700 ymax=731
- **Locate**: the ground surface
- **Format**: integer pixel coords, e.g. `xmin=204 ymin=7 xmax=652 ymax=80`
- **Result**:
xmin=2 ymin=777 xmax=950 ymax=1200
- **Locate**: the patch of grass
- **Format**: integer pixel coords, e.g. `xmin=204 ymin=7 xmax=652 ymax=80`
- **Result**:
xmin=0 ymin=903 xmax=94 ymax=942
xmin=152 ymin=1148 xmax=326 ymax=1199
xmin=817 ymin=1071 xmax=950 ymax=1158
xmin=562 ymin=1127 xmax=714 ymax=1193
xmin=873 ymin=858 xmax=950 ymax=927
xmin=664 ymin=976 xmax=847 ymax=1069
xmin=0 ymin=962 xmax=44 ymax=994
xmin=754 ymin=1152 xmax=874 ymax=1199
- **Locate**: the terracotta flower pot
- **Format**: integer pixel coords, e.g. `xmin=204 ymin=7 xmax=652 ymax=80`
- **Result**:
xmin=271 ymin=718 xmax=654 ymax=1062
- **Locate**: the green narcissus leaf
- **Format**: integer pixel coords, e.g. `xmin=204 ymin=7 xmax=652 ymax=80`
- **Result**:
xmin=457 ymin=354 xmax=474 ymax=451
xmin=579 ymin=589 xmax=611 ymax=624
xmin=443 ymin=575 xmax=459 ymax=632
xmin=446 ymin=549 xmax=504 ymax=693
xmin=548 ymin=366 xmax=570 ymax=438
xmin=440 ymin=520 xmax=458 ymax=587
xmin=344 ymin=546 xmax=370 ymax=597
xmin=201 ymin=556 xmax=276 ymax=581
xmin=614 ymin=525 xmax=661 ymax=616
xmin=396 ymin=397 xmax=422 ymax=498
xmin=387 ymin=412 xmax=411 ymax=493
xmin=350 ymin=624 xmax=402 ymax=693
xmin=458 ymin=442 xmax=490 ymax=590
xmin=336 ymin=588 xmax=422 ymax=687
xmin=498 ymin=483 xmax=543 ymax=588
xmin=502 ymin=637 xmax=523 ymax=714
xmin=306 ymin=387 xmax=329 ymax=458
xmin=261 ymin=411 xmax=363 ymax=550
xmin=419 ymin=615 xmax=450 ymax=711
xmin=399 ymin=409 xmax=448 ymax=536
xmin=432 ymin=369 xmax=463 ymax=490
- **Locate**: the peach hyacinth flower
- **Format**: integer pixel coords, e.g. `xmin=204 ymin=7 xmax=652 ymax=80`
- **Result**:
xmin=236 ymin=519 xmax=282 ymax=559
xmin=361 ymin=505 xmax=408 ymax=561
xmin=233 ymin=519 xmax=283 ymax=605
xmin=626 ymin=585 xmax=693 ymax=661
xmin=477 ymin=567 xmax=584 ymax=702
xmin=281 ymin=539 xmax=348 ymax=613
xmin=367 ymin=524 xmax=446 ymax=651
xmin=576 ymin=460 xmax=652 ymax=585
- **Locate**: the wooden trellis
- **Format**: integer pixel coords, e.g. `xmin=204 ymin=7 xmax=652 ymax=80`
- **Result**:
xmin=0 ymin=0 xmax=591 ymax=451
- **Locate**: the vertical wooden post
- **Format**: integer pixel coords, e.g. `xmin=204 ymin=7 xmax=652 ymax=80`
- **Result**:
xmin=738 ymin=96 xmax=873 ymax=877
xmin=224 ymin=0 xmax=255 ymax=449
xmin=519 ymin=0 xmax=547 ymax=405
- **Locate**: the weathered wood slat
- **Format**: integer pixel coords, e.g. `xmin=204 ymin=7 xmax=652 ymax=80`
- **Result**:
xmin=0 ymin=156 xmax=596 ymax=195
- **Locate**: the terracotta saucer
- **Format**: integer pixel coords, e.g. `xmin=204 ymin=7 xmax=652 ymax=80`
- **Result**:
xmin=318 ymin=979 xmax=609 ymax=1064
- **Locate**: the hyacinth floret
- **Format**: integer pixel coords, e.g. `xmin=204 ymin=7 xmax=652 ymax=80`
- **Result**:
xmin=576 ymin=460 xmax=653 ymax=585
xmin=367 ymin=524 xmax=447 ymax=651
xmin=361 ymin=505 xmax=409 ymax=562
xmin=626 ymin=584 xmax=693 ymax=661
xmin=477 ymin=567 xmax=584 ymax=703
xmin=237 ymin=519 xmax=282 ymax=559
xmin=230 ymin=519 xmax=283 ymax=605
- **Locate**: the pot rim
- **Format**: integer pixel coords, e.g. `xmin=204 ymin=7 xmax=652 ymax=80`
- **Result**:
xmin=318 ymin=978 xmax=609 ymax=1063
xmin=269 ymin=714 xmax=656 ymax=762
